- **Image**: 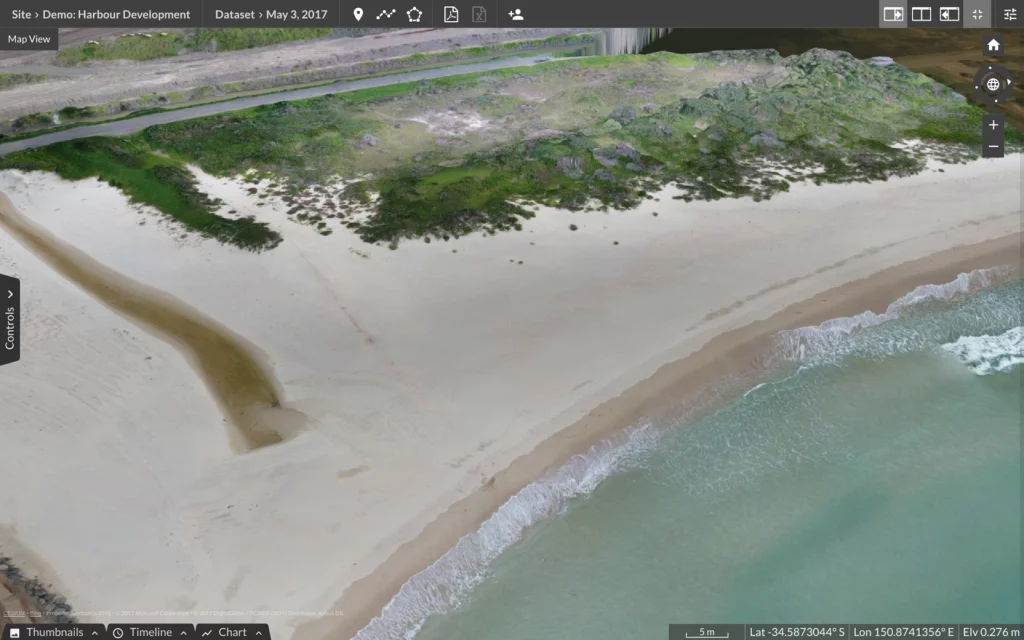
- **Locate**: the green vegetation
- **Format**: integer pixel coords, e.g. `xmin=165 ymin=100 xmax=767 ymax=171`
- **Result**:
xmin=0 ymin=59 xmax=482 ymax=142
xmin=191 ymin=28 xmax=334 ymax=52
xmin=910 ymin=105 xmax=1024 ymax=146
xmin=7 ymin=35 xmax=595 ymax=139
xmin=57 ymin=34 xmax=185 ymax=64
xmin=0 ymin=73 xmax=48 ymax=90
xmin=142 ymin=99 xmax=379 ymax=178
xmin=56 ymin=28 xmax=334 ymax=65
xmin=252 ymin=49 xmax=1015 ymax=244
xmin=644 ymin=29 xmax=1024 ymax=133
xmin=4 ymin=49 xmax=1018 ymax=250
xmin=58 ymin=106 xmax=102 ymax=119
xmin=0 ymin=138 xmax=280 ymax=250
xmin=10 ymin=113 xmax=55 ymax=131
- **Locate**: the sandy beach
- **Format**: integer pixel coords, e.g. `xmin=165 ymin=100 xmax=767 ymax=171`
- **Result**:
xmin=0 ymin=154 xmax=1019 ymax=637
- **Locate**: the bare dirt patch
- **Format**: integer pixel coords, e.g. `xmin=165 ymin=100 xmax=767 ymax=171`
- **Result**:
xmin=0 ymin=28 xmax=591 ymax=122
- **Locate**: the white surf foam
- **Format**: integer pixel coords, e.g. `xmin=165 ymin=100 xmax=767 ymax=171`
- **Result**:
xmin=942 ymin=327 xmax=1024 ymax=375
xmin=356 ymin=266 xmax=1017 ymax=640
xmin=354 ymin=423 xmax=662 ymax=640
xmin=773 ymin=267 xmax=1014 ymax=363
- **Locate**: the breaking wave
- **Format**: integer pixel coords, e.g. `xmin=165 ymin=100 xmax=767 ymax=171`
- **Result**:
xmin=942 ymin=327 xmax=1024 ymax=375
xmin=355 ymin=267 xmax=1019 ymax=640
xmin=353 ymin=423 xmax=662 ymax=640
xmin=773 ymin=267 xmax=1016 ymax=364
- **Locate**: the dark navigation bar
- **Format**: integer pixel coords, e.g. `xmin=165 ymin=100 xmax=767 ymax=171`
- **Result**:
xmin=669 ymin=626 xmax=1024 ymax=640
xmin=0 ymin=625 xmax=272 ymax=640
xmin=1 ymin=0 xmax=1022 ymax=28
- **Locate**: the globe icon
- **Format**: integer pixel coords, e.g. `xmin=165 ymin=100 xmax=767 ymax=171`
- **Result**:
xmin=986 ymin=77 xmax=1002 ymax=92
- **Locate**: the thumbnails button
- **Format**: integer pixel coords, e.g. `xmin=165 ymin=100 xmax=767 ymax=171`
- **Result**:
xmin=0 ymin=272 xmax=18 ymax=367
xmin=4 ymin=626 xmax=106 ymax=640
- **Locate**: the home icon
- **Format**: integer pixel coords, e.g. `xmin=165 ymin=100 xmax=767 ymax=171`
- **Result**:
xmin=984 ymin=35 xmax=1004 ymax=57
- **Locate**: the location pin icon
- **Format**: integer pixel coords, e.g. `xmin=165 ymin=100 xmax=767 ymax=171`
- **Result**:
xmin=353 ymin=7 xmax=363 ymax=20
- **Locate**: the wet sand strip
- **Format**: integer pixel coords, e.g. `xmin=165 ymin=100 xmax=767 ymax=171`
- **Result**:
xmin=0 ymin=191 xmax=302 ymax=451
xmin=297 ymin=232 xmax=1022 ymax=640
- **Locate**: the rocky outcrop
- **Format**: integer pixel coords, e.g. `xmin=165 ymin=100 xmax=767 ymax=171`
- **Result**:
xmin=608 ymin=106 xmax=637 ymax=125
xmin=0 ymin=556 xmax=74 ymax=624
xmin=557 ymin=156 xmax=584 ymax=178
xmin=749 ymin=130 xmax=784 ymax=148
xmin=614 ymin=143 xmax=641 ymax=161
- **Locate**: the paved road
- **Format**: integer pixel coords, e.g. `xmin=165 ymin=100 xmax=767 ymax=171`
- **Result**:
xmin=0 ymin=54 xmax=555 ymax=156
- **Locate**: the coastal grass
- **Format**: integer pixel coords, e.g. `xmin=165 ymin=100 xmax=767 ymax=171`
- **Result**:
xmin=9 ymin=113 xmax=54 ymax=131
xmin=0 ymin=138 xmax=281 ymax=250
xmin=142 ymin=99 xmax=380 ymax=178
xmin=191 ymin=28 xmax=334 ymax=52
xmin=5 ymin=50 xmax=1020 ymax=250
xmin=353 ymin=50 xmax=1016 ymax=243
xmin=0 ymin=76 xmax=412 ymax=144
xmin=135 ymin=50 xmax=703 ymax=180
xmin=910 ymin=105 xmax=1024 ymax=146
xmin=643 ymin=29 xmax=1024 ymax=132
xmin=56 ymin=34 xmax=186 ymax=64
xmin=0 ymin=73 xmax=48 ymax=90
xmin=0 ymin=44 xmax=573 ymax=140
xmin=4 ymin=33 xmax=592 ymax=138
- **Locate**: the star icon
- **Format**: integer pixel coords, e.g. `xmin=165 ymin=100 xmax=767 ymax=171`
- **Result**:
xmin=406 ymin=6 xmax=423 ymax=21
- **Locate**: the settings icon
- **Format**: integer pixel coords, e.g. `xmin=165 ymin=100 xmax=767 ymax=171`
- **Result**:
xmin=406 ymin=5 xmax=423 ymax=21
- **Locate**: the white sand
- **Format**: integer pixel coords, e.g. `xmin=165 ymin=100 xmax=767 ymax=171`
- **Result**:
xmin=0 ymin=154 xmax=1019 ymax=635
xmin=0 ymin=192 xmax=228 ymax=614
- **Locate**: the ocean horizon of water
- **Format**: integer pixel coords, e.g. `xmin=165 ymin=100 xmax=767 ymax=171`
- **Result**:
xmin=358 ymin=270 xmax=1023 ymax=640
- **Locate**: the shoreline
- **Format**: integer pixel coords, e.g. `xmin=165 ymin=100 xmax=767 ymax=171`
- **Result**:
xmin=303 ymin=232 xmax=1022 ymax=640
xmin=0 ymin=153 xmax=1018 ymax=636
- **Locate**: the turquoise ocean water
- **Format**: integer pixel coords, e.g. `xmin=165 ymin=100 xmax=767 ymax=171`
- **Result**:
xmin=361 ymin=273 xmax=1022 ymax=640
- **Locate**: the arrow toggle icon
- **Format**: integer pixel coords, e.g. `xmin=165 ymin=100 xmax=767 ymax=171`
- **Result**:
xmin=1 ymin=272 xmax=20 ymax=367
